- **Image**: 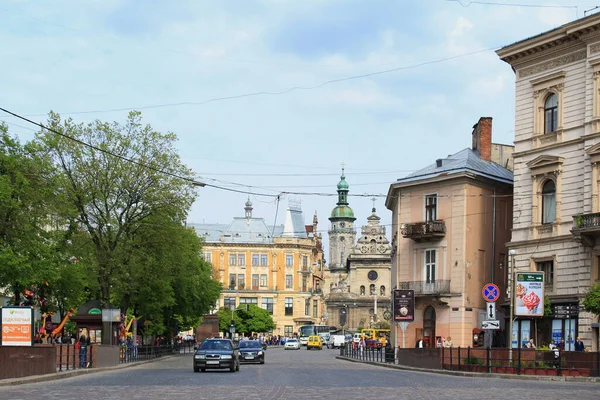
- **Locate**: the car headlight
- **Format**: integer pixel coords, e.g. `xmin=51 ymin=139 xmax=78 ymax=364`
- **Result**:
xmin=258 ymin=351 xmax=263 ymax=356
xmin=194 ymin=354 xmax=205 ymax=360
xmin=220 ymin=355 xmax=232 ymax=359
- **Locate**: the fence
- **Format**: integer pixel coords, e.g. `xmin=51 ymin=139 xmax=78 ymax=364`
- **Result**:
xmin=56 ymin=344 xmax=93 ymax=372
xmin=340 ymin=344 xmax=395 ymax=363
xmin=120 ymin=341 xmax=196 ymax=364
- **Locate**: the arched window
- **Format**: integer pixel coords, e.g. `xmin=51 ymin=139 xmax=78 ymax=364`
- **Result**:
xmin=369 ymin=284 xmax=376 ymax=295
xmin=544 ymin=93 xmax=558 ymax=133
xmin=360 ymin=285 xmax=365 ymax=296
xmin=380 ymin=285 xmax=386 ymax=296
xmin=541 ymin=179 xmax=556 ymax=224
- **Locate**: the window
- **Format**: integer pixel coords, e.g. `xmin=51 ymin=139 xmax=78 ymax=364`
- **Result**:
xmin=286 ymin=255 xmax=294 ymax=267
xmin=370 ymin=284 xmax=376 ymax=295
xmin=425 ymin=194 xmax=437 ymax=222
xmin=302 ymin=256 xmax=308 ymax=268
xmin=424 ymin=249 xmax=436 ymax=283
xmin=252 ymin=274 xmax=259 ymax=290
xmin=286 ymin=275 xmax=293 ymax=288
xmin=302 ymin=276 xmax=307 ymax=292
xmin=544 ymin=93 xmax=558 ymax=134
xmin=380 ymin=286 xmax=386 ymax=296
xmin=537 ymin=260 xmax=554 ymax=286
xmin=224 ymin=297 xmax=236 ymax=309
xmin=285 ymin=298 xmax=293 ymax=316
xmin=239 ymin=297 xmax=258 ymax=305
xmin=313 ymin=300 xmax=318 ymax=317
xmin=261 ymin=297 xmax=274 ymax=315
xmin=260 ymin=274 xmax=267 ymax=287
xmin=252 ymin=254 xmax=259 ymax=266
xmin=542 ymin=180 xmax=556 ymax=224
xmin=229 ymin=274 xmax=236 ymax=288
xmin=305 ymin=299 xmax=310 ymax=315
xmin=260 ymin=254 xmax=268 ymax=266
xmin=229 ymin=254 xmax=236 ymax=266
xmin=201 ymin=253 xmax=212 ymax=262
xmin=596 ymin=256 xmax=600 ymax=281
xmin=360 ymin=285 xmax=365 ymax=296
xmin=238 ymin=274 xmax=245 ymax=289
xmin=238 ymin=254 xmax=246 ymax=266
xmin=284 ymin=326 xmax=293 ymax=337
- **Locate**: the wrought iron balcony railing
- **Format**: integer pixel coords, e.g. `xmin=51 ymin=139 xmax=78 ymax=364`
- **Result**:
xmin=398 ymin=280 xmax=451 ymax=295
xmin=400 ymin=221 xmax=446 ymax=242
xmin=571 ymin=213 xmax=600 ymax=247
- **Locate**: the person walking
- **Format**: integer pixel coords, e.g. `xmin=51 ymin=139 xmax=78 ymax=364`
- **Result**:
xmin=574 ymin=337 xmax=585 ymax=351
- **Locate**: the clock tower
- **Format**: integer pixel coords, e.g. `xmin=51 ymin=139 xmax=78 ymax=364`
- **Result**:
xmin=328 ymin=169 xmax=356 ymax=272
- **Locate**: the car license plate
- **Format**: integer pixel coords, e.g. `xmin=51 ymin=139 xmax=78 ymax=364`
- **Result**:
xmin=245 ymin=356 xmax=254 ymax=360
xmin=206 ymin=361 xmax=219 ymax=365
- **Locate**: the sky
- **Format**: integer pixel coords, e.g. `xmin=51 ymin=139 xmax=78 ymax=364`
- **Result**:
xmin=0 ymin=0 xmax=591 ymax=259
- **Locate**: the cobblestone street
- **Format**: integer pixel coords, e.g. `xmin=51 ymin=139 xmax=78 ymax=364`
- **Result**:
xmin=0 ymin=347 xmax=598 ymax=400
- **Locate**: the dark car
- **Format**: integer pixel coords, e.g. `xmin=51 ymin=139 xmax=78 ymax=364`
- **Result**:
xmin=238 ymin=340 xmax=265 ymax=364
xmin=193 ymin=339 xmax=240 ymax=373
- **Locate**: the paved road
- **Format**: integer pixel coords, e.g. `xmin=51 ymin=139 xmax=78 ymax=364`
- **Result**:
xmin=0 ymin=346 xmax=598 ymax=400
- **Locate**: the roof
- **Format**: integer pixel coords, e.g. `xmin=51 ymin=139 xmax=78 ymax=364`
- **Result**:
xmin=395 ymin=148 xmax=513 ymax=186
xmin=189 ymin=219 xmax=284 ymax=244
xmin=330 ymin=205 xmax=356 ymax=219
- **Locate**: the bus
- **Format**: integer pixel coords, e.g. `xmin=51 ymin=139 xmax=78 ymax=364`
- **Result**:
xmin=298 ymin=325 xmax=331 ymax=346
xmin=360 ymin=328 xmax=390 ymax=341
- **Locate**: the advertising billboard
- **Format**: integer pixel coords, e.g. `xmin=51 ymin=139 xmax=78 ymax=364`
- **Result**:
xmin=1 ymin=307 xmax=34 ymax=346
xmin=514 ymin=272 xmax=544 ymax=317
xmin=393 ymin=289 xmax=414 ymax=322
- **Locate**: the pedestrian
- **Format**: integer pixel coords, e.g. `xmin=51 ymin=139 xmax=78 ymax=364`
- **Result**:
xmin=557 ymin=338 xmax=565 ymax=352
xmin=444 ymin=336 xmax=453 ymax=348
xmin=525 ymin=338 xmax=536 ymax=349
xmin=358 ymin=338 xmax=365 ymax=353
xmin=415 ymin=337 xmax=425 ymax=348
xmin=574 ymin=337 xmax=585 ymax=351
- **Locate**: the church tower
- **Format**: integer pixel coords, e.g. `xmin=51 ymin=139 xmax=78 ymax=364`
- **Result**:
xmin=328 ymin=169 xmax=356 ymax=272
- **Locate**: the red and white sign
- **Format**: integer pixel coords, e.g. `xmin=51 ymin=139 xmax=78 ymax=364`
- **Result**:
xmin=1 ymin=307 xmax=34 ymax=346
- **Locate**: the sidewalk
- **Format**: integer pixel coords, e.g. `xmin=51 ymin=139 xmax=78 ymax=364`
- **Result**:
xmin=336 ymin=356 xmax=600 ymax=383
xmin=0 ymin=356 xmax=176 ymax=387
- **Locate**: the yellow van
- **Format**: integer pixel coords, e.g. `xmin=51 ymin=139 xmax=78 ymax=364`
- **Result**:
xmin=306 ymin=335 xmax=322 ymax=350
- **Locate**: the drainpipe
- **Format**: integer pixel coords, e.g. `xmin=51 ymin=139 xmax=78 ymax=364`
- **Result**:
xmin=491 ymin=189 xmax=497 ymax=284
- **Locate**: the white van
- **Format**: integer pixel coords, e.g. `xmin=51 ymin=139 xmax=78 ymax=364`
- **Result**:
xmin=327 ymin=335 xmax=345 ymax=349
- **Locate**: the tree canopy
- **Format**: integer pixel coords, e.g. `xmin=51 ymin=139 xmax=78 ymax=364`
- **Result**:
xmin=216 ymin=305 xmax=275 ymax=335
xmin=583 ymin=284 xmax=600 ymax=318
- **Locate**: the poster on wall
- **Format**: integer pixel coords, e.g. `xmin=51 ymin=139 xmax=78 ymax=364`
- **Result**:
xmin=393 ymin=289 xmax=414 ymax=322
xmin=1 ymin=307 xmax=34 ymax=346
xmin=514 ymin=272 xmax=544 ymax=317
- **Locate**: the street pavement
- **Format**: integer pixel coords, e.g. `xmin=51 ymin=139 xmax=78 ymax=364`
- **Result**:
xmin=0 ymin=346 xmax=598 ymax=400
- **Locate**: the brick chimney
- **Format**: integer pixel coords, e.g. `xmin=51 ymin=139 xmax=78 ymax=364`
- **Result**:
xmin=472 ymin=117 xmax=492 ymax=161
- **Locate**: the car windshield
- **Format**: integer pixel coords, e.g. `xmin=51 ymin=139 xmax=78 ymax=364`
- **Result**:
xmin=238 ymin=341 xmax=260 ymax=349
xmin=287 ymin=339 xmax=298 ymax=343
xmin=199 ymin=340 xmax=233 ymax=351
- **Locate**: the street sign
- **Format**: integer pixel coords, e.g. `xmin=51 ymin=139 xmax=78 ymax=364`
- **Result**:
xmin=487 ymin=302 xmax=496 ymax=320
xmin=481 ymin=320 xmax=500 ymax=330
xmin=482 ymin=283 xmax=500 ymax=302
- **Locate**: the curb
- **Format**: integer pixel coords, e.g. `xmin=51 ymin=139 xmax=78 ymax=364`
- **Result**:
xmin=0 ymin=355 xmax=180 ymax=387
xmin=336 ymin=356 xmax=600 ymax=383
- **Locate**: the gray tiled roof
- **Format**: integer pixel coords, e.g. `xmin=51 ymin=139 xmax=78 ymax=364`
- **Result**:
xmin=398 ymin=148 xmax=513 ymax=185
xmin=189 ymin=219 xmax=284 ymax=244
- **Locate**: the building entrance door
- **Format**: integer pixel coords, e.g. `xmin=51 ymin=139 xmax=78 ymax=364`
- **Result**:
xmin=423 ymin=306 xmax=436 ymax=348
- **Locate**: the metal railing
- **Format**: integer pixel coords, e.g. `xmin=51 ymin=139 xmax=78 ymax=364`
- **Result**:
xmin=120 ymin=342 xmax=196 ymax=364
xmin=56 ymin=344 xmax=93 ymax=372
xmin=572 ymin=213 xmax=600 ymax=230
xmin=400 ymin=221 xmax=446 ymax=238
xmin=398 ymin=280 xmax=451 ymax=295
xmin=340 ymin=344 xmax=395 ymax=364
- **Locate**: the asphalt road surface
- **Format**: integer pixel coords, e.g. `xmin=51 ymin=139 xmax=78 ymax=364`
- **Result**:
xmin=0 ymin=346 xmax=598 ymax=400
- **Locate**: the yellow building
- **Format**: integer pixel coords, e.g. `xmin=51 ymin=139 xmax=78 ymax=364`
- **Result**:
xmin=189 ymin=199 xmax=325 ymax=338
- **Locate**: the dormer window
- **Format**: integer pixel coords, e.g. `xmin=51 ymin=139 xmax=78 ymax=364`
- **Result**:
xmin=544 ymin=93 xmax=558 ymax=133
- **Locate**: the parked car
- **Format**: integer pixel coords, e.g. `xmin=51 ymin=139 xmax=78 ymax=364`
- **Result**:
xmin=365 ymin=338 xmax=382 ymax=349
xmin=284 ymin=338 xmax=300 ymax=350
xmin=327 ymin=335 xmax=346 ymax=349
xmin=193 ymin=339 xmax=240 ymax=373
xmin=238 ymin=340 xmax=265 ymax=364
xmin=307 ymin=335 xmax=322 ymax=350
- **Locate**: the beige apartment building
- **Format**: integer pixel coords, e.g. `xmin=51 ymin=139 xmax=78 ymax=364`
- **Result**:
xmin=497 ymin=13 xmax=600 ymax=351
xmin=190 ymin=200 xmax=325 ymax=338
xmin=386 ymin=118 xmax=513 ymax=348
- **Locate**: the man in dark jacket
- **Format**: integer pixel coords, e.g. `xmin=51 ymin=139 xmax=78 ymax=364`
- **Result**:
xmin=574 ymin=337 xmax=585 ymax=351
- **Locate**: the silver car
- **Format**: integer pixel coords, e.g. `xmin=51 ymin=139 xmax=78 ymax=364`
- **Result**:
xmin=284 ymin=338 xmax=300 ymax=350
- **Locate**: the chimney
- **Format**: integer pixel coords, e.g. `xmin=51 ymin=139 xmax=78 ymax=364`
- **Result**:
xmin=436 ymin=159 xmax=443 ymax=168
xmin=472 ymin=117 xmax=492 ymax=161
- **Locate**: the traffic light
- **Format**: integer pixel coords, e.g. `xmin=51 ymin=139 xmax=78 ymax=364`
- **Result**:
xmin=339 ymin=308 xmax=347 ymax=326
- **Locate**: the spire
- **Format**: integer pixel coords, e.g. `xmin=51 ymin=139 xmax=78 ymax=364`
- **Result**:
xmin=244 ymin=197 xmax=253 ymax=219
xmin=371 ymin=196 xmax=377 ymax=213
xmin=336 ymin=168 xmax=350 ymax=205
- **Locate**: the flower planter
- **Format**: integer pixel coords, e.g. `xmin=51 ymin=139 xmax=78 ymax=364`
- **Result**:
xmin=535 ymin=369 xmax=547 ymax=376
xmin=578 ymin=368 xmax=590 ymax=377
xmin=495 ymin=366 xmax=506 ymax=374
xmin=524 ymin=368 xmax=536 ymax=375
xmin=545 ymin=369 xmax=558 ymax=376
xmin=570 ymin=370 xmax=580 ymax=377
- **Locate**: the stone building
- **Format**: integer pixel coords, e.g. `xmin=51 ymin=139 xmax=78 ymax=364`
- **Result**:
xmin=497 ymin=13 xmax=600 ymax=350
xmin=190 ymin=199 xmax=325 ymax=338
xmin=386 ymin=118 xmax=514 ymax=348
xmin=324 ymin=171 xmax=392 ymax=332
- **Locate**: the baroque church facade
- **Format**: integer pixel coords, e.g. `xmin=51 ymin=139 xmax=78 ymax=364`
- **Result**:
xmin=324 ymin=170 xmax=392 ymax=332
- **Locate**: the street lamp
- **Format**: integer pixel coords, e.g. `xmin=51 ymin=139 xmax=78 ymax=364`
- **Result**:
xmin=508 ymin=249 xmax=517 ymax=359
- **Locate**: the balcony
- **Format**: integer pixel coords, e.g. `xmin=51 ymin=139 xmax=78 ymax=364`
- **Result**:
xmin=400 ymin=221 xmax=445 ymax=242
xmin=571 ymin=213 xmax=600 ymax=247
xmin=398 ymin=280 xmax=451 ymax=296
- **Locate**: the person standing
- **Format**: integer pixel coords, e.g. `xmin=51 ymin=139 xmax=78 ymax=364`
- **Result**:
xmin=415 ymin=337 xmax=425 ymax=348
xmin=574 ymin=337 xmax=585 ymax=351
xmin=444 ymin=337 xmax=453 ymax=348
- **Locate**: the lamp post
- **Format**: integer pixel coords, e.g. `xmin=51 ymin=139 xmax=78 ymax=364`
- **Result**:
xmin=508 ymin=249 xmax=517 ymax=360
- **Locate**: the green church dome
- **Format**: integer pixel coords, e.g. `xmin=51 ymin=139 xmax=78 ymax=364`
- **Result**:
xmin=337 ymin=175 xmax=349 ymax=190
xmin=330 ymin=205 xmax=356 ymax=219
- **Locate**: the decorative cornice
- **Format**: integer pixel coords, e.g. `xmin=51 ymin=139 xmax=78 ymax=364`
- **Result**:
xmin=519 ymin=50 xmax=586 ymax=78
xmin=590 ymin=42 xmax=600 ymax=54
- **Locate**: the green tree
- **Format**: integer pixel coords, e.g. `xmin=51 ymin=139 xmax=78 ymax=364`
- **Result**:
xmin=36 ymin=111 xmax=197 ymax=307
xmin=216 ymin=307 xmax=244 ymax=334
xmin=583 ymin=284 xmax=600 ymax=318
xmin=237 ymin=304 xmax=275 ymax=334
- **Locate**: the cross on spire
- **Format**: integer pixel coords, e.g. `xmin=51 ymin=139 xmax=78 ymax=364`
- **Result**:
xmin=371 ymin=197 xmax=377 ymax=213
